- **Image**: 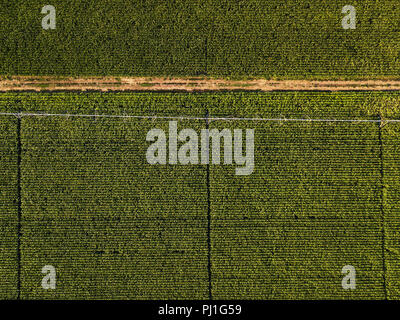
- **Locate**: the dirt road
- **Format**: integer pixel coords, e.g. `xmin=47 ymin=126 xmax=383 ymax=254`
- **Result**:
xmin=2 ymin=76 xmax=400 ymax=91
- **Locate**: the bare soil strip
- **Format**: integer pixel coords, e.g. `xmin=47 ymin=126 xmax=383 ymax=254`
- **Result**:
xmin=2 ymin=76 xmax=400 ymax=91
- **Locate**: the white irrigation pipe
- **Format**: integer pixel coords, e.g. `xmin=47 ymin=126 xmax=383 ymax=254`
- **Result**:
xmin=0 ymin=112 xmax=398 ymax=123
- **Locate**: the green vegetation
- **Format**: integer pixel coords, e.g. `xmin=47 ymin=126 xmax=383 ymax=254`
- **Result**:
xmin=210 ymin=120 xmax=384 ymax=299
xmin=1 ymin=1 xmax=400 ymax=79
xmin=0 ymin=116 xmax=18 ymax=299
xmin=382 ymin=123 xmax=400 ymax=299
xmin=0 ymin=91 xmax=399 ymax=299
xmin=20 ymin=117 xmax=209 ymax=299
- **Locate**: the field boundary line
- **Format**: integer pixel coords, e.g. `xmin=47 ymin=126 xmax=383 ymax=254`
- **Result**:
xmin=0 ymin=112 xmax=399 ymax=123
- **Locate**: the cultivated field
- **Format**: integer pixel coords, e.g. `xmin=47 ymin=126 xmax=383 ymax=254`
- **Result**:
xmin=0 ymin=91 xmax=399 ymax=299
xmin=1 ymin=1 xmax=400 ymax=79
xmin=2 ymin=0 xmax=400 ymax=302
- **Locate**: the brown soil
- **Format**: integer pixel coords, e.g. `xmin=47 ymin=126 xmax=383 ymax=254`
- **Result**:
xmin=2 ymin=76 xmax=400 ymax=92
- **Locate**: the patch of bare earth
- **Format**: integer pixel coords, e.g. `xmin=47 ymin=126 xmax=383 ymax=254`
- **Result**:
xmin=2 ymin=76 xmax=400 ymax=91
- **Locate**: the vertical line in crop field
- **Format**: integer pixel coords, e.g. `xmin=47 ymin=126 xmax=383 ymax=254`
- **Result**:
xmin=16 ymin=116 xmax=22 ymax=300
xmin=205 ymin=109 xmax=212 ymax=299
xmin=378 ymin=117 xmax=388 ymax=299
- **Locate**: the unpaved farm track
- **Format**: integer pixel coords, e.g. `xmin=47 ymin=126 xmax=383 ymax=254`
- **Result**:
xmin=3 ymin=76 xmax=400 ymax=92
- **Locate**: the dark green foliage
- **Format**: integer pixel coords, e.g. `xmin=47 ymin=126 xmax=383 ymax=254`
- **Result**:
xmin=1 ymin=1 xmax=400 ymax=78
xmin=0 ymin=116 xmax=18 ymax=299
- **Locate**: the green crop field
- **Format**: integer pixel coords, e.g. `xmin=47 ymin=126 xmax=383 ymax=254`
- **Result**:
xmin=1 ymin=0 xmax=400 ymax=79
xmin=0 ymin=91 xmax=399 ymax=299
xmin=0 ymin=115 xmax=18 ymax=299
